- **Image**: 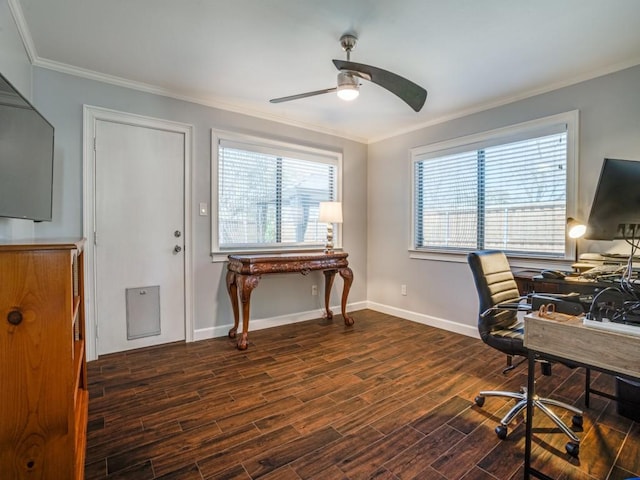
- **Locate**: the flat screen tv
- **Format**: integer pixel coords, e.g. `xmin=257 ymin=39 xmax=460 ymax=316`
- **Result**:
xmin=586 ymin=158 xmax=640 ymax=240
xmin=0 ymin=72 xmax=54 ymax=222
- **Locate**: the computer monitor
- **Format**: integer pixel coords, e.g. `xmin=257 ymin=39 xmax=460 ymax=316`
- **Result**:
xmin=585 ymin=158 xmax=640 ymax=240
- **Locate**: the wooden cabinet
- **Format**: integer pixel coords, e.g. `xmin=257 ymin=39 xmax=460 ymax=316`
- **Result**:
xmin=0 ymin=239 xmax=88 ymax=480
xmin=512 ymin=269 xmax=606 ymax=297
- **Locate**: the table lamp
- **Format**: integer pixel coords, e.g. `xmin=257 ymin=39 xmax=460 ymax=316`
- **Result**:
xmin=567 ymin=217 xmax=587 ymax=271
xmin=318 ymin=201 xmax=343 ymax=252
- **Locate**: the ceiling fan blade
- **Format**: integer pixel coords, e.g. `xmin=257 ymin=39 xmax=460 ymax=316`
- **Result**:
xmin=270 ymin=87 xmax=337 ymax=104
xmin=333 ymin=59 xmax=427 ymax=112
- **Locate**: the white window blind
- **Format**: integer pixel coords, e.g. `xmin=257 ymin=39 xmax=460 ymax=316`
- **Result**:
xmin=413 ymin=126 xmax=570 ymax=257
xmin=216 ymin=137 xmax=339 ymax=251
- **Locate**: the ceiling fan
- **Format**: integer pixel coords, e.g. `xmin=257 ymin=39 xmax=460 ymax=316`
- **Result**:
xmin=269 ymin=34 xmax=427 ymax=112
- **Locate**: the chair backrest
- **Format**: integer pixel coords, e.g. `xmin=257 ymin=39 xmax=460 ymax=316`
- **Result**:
xmin=467 ymin=250 xmax=522 ymax=340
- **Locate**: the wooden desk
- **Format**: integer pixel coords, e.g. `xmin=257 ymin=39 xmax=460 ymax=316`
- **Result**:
xmin=226 ymin=252 xmax=354 ymax=350
xmin=523 ymin=312 xmax=640 ymax=479
xmin=512 ymin=269 xmax=609 ymax=297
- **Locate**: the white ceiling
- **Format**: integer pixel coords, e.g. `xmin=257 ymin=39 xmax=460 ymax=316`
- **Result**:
xmin=13 ymin=0 xmax=640 ymax=143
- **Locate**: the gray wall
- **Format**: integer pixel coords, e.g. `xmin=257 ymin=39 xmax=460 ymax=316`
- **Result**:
xmin=367 ymin=65 xmax=640 ymax=335
xmin=29 ymin=67 xmax=368 ymax=336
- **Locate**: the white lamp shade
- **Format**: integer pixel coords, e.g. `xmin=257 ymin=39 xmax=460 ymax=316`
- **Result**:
xmin=318 ymin=202 xmax=343 ymax=223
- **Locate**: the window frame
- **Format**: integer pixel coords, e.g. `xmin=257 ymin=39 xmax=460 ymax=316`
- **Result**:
xmin=211 ymin=129 xmax=343 ymax=261
xmin=409 ymin=111 xmax=580 ymax=264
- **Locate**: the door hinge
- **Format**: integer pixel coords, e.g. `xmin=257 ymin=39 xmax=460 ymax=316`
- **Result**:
xmin=93 ymin=137 xmax=96 ymax=151
xmin=93 ymin=231 xmax=98 ymax=246
xmin=95 ymin=321 xmax=99 ymax=339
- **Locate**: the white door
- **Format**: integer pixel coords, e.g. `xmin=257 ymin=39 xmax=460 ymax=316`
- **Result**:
xmin=95 ymin=119 xmax=185 ymax=355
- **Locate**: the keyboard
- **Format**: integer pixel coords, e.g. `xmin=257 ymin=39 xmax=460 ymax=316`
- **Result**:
xmin=583 ymin=318 xmax=640 ymax=337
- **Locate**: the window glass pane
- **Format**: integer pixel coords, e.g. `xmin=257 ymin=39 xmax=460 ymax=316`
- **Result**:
xmin=484 ymin=133 xmax=566 ymax=254
xmin=218 ymin=147 xmax=277 ymax=245
xmin=280 ymin=157 xmax=335 ymax=244
xmin=413 ymin=126 xmax=568 ymax=257
xmin=218 ymin=143 xmax=337 ymax=249
xmin=415 ymin=151 xmax=478 ymax=249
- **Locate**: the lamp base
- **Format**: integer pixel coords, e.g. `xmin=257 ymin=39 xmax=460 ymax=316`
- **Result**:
xmin=324 ymin=225 xmax=334 ymax=253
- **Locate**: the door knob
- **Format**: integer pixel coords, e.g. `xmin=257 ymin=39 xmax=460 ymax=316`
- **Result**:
xmin=174 ymin=245 xmax=182 ymax=253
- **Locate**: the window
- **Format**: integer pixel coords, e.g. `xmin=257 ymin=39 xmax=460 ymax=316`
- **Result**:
xmin=411 ymin=111 xmax=578 ymax=259
xmin=212 ymin=131 xmax=341 ymax=255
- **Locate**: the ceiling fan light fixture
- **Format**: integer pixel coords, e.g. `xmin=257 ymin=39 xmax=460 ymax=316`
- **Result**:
xmin=336 ymin=72 xmax=359 ymax=101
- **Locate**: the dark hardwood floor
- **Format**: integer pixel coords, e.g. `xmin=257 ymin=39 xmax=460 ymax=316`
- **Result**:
xmin=85 ymin=310 xmax=639 ymax=480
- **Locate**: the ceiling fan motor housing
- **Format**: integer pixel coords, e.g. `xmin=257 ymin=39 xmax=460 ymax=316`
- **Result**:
xmin=340 ymin=34 xmax=358 ymax=53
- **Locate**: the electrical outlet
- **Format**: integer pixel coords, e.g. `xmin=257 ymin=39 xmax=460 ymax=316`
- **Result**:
xmin=311 ymin=285 xmax=318 ymax=296
xmin=401 ymin=284 xmax=407 ymax=296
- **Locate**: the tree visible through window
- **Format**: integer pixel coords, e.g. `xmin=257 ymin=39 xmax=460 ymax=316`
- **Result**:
xmin=412 ymin=115 xmax=576 ymax=258
xmin=214 ymin=135 xmax=340 ymax=251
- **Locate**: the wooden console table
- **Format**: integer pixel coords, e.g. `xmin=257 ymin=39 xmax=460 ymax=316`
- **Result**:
xmin=226 ymin=252 xmax=354 ymax=350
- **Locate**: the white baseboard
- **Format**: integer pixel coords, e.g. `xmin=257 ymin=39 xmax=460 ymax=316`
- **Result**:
xmin=366 ymin=301 xmax=479 ymax=339
xmin=194 ymin=300 xmax=368 ymax=341
xmin=193 ymin=300 xmax=476 ymax=342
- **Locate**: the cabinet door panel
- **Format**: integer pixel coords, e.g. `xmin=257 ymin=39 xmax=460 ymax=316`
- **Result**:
xmin=0 ymin=249 xmax=75 ymax=478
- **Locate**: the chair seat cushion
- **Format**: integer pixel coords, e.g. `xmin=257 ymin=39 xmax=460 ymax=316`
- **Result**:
xmin=491 ymin=318 xmax=524 ymax=339
xmin=484 ymin=318 xmax=526 ymax=357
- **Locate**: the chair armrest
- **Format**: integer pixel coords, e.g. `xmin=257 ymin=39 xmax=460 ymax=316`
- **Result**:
xmin=481 ymin=297 xmax=532 ymax=318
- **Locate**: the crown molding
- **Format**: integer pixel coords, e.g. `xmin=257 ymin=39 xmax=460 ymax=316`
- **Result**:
xmin=7 ymin=0 xmax=37 ymax=64
xmin=37 ymin=57 xmax=369 ymax=144
xmin=50 ymin=53 xmax=636 ymax=146
xmin=368 ymin=56 xmax=640 ymax=144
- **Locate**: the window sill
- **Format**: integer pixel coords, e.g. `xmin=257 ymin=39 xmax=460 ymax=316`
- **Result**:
xmin=408 ymin=249 xmax=574 ymax=270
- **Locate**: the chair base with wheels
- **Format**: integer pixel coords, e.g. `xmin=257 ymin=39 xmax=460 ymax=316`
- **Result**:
xmin=475 ymin=386 xmax=582 ymax=456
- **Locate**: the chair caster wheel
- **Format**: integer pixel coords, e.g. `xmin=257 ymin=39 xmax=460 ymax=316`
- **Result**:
xmin=565 ymin=442 xmax=579 ymax=457
xmin=572 ymin=415 xmax=583 ymax=428
xmin=495 ymin=425 xmax=508 ymax=440
xmin=475 ymin=395 xmax=485 ymax=407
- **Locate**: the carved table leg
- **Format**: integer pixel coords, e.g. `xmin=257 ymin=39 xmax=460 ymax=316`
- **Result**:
xmin=338 ymin=267 xmax=354 ymax=326
xmin=323 ymin=269 xmax=336 ymax=320
xmin=226 ymin=271 xmax=239 ymax=339
xmin=236 ymin=274 xmax=261 ymax=350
